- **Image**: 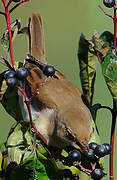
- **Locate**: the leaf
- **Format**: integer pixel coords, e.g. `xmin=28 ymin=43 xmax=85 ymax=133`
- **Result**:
xmin=7 ymin=122 xmax=32 ymax=164
xmin=6 ymin=122 xmax=64 ymax=180
xmin=92 ymin=30 xmax=110 ymax=64
xmin=1 ymin=87 xmax=23 ymax=121
xmin=99 ymin=31 xmax=114 ymax=47
xmin=16 ymin=157 xmax=51 ymax=180
xmin=102 ymin=50 xmax=117 ymax=100
xmin=0 ymin=71 xmax=7 ymax=101
xmin=0 ymin=64 xmax=23 ymax=121
xmin=78 ymin=33 xmax=97 ymax=105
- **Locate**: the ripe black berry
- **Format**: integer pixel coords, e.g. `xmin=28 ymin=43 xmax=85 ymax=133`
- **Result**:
xmin=103 ymin=0 xmax=115 ymax=8
xmin=16 ymin=68 xmax=28 ymax=80
xmin=43 ymin=65 xmax=55 ymax=77
xmin=89 ymin=142 xmax=98 ymax=150
xmin=12 ymin=0 xmax=21 ymax=3
xmin=4 ymin=70 xmax=16 ymax=80
xmin=83 ymin=149 xmax=95 ymax=161
xmin=67 ymin=150 xmax=81 ymax=163
xmin=91 ymin=169 xmax=104 ymax=180
xmin=6 ymin=77 xmax=17 ymax=87
xmin=94 ymin=145 xmax=107 ymax=158
xmin=102 ymin=143 xmax=112 ymax=155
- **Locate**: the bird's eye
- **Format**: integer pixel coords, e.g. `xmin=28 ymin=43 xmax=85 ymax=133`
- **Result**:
xmin=66 ymin=128 xmax=75 ymax=142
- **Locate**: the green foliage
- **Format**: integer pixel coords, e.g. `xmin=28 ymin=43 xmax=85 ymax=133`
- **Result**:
xmin=78 ymin=33 xmax=97 ymax=106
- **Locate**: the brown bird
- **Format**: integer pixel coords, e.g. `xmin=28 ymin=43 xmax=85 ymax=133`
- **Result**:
xmin=18 ymin=13 xmax=93 ymax=151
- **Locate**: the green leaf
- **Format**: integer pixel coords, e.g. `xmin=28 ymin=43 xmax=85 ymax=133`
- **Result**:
xmin=78 ymin=33 xmax=97 ymax=105
xmin=7 ymin=122 xmax=33 ymax=164
xmin=99 ymin=31 xmax=114 ymax=47
xmin=102 ymin=50 xmax=117 ymax=100
xmin=16 ymin=157 xmax=51 ymax=180
xmin=92 ymin=30 xmax=110 ymax=64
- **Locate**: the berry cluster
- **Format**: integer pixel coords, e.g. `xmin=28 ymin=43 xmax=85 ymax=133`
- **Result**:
xmin=4 ymin=67 xmax=28 ymax=87
xmin=103 ymin=0 xmax=115 ymax=8
xmin=64 ymin=142 xmax=111 ymax=179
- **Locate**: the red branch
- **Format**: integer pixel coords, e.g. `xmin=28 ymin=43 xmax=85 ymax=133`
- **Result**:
xmin=1 ymin=0 xmax=16 ymax=68
xmin=17 ymin=85 xmax=48 ymax=145
xmin=113 ymin=7 xmax=117 ymax=51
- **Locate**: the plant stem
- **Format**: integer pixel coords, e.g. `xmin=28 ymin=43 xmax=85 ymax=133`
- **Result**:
xmin=109 ymin=99 xmax=117 ymax=180
xmin=17 ymin=85 xmax=48 ymax=145
xmin=113 ymin=7 xmax=117 ymax=51
xmin=1 ymin=0 xmax=16 ymax=68
xmin=9 ymin=0 xmax=30 ymax=14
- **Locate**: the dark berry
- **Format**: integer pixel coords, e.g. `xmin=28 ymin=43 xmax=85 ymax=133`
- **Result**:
xmin=102 ymin=143 xmax=112 ymax=155
xmin=12 ymin=0 xmax=21 ymax=2
xmin=4 ymin=70 xmax=16 ymax=80
xmin=6 ymin=77 xmax=17 ymax=87
xmin=89 ymin=142 xmax=98 ymax=150
xmin=16 ymin=68 xmax=28 ymax=80
xmin=43 ymin=65 xmax=55 ymax=77
xmin=94 ymin=145 xmax=107 ymax=158
xmin=67 ymin=150 xmax=81 ymax=163
xmin=103 ymin=0 xmax=115 ymax=8
xmin=83 ymin=149 xmax=95 ymax=161
xmin=91 ymin=169 xmax=104 ymax=180
xmin=70 ymin=174 xmax=79 ymax=180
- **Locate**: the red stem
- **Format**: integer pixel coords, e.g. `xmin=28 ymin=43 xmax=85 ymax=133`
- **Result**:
xmin=17 ymin=86 xmax=48 ymax=145
xmin=1 ymin=0 xmax=16 ymax=68
xmin=113 ymin=8 xmax=117 ymax=51
xmin=109 ymin=100 xmax=117 ymax=180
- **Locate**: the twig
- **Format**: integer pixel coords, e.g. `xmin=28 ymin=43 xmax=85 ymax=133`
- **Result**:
xmin=98 ymin=5 xmax=113 ymax=19
xmin=0 ymin=11 xmax=5 ymax=15
xmin=9 ymin=0 xmax=30 ymax=14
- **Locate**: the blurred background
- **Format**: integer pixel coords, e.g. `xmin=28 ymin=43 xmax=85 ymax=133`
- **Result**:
xmin=0 ymin=0 xmax=116 ymax=179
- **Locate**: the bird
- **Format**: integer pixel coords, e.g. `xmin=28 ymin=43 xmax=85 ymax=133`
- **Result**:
xmin=18 ymin=13 xmax=93 ymax=152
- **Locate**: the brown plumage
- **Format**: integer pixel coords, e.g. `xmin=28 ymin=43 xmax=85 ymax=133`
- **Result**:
xmin=19 ymin=13 xmax=93 ymax=151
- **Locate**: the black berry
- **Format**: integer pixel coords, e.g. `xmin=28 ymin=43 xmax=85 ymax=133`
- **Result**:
xmin=89 ymin=142 xmax=98 ymax=150
xmin=43 ymin=65 xmax=55 ymax=77
xmin=4 ymin=70 xmax=16 ymax=80
xmin=102 ymin=143 xmax=112 ymax=155
xmin=83 ymin=149 xmax=95 ymax=161
xmin=16 ymin=68 xmax=28 ymax=80
xmin=67 ymin=150 xmax=81 ymax=163
xmin=94 ymin=145 xmax=107 ymax=158
xmin=91 ymin=169 xmax=104 ymax=180
xmin=6 ymin=77 xmax=17 ymax=87
xmin=103 ymin=0 xmax=115 ymax=8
